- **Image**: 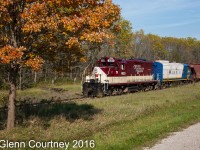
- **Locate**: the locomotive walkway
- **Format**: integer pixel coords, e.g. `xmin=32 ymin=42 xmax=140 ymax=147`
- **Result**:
xmin=144 ymin=123 xmax=200 ymax=150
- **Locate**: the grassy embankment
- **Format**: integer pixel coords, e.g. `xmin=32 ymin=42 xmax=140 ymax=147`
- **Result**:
xmin=0 ymin=82 xmax=200 ymax=150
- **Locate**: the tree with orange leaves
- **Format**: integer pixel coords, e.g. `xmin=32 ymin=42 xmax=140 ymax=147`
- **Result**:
xmin=0 ymin=0 xmax=120 ymax=129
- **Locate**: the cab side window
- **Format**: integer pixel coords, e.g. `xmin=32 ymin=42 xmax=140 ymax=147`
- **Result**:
xmin=121 ymin=64 xmax=125 ymax=70
xmin=115 ymin=64 xmax=119 ymax=70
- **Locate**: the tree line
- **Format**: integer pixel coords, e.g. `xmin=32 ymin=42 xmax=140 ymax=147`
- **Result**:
xmin=1 ymin=18 xmax=200 ymax=89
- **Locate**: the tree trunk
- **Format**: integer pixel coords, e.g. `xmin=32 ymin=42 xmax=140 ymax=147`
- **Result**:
xmin=70 ymin=68 xmax=73 ymax=79
xmin=7 ymin=66 xmax=18 ymax=130
xmin=19 ymin=68 xmax=22 ymax=90
xmin=61 ymin=67 xmax=64 ymax=78
xmin=45 ymin=65 xmax=47 ymax=82
xmin=54 ymin=71 xmax=57 ymax=80
xmin=34 ymin=71 xmax=37 ymax=83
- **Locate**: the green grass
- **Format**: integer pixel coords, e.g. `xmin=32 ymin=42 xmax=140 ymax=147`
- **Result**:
xmin=91 ymin=99 xmax=200 ymax=150
xmin=0 ymin=83 xmax=200 ymax=150
xmin=34 ymin=78 xmax=82 ymax=91
xmin=0 ymin=78 xmax=82 ymax=102
xmin=0 ymin=83 xmax=82 ymax=107
xmin=16 ymin=83 xmax=81 ymax=100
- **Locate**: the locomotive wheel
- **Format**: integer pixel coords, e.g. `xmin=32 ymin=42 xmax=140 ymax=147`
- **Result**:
xmin=107 ymin=89 xmax=113 ymax=96
xmin=83 ymin=87 xmax=93 ymax=97
xmin=96 ymin=89 xmax=104 ymax=98
xmin=96 ymin=84 xmax=104 ymax=98
xmin=118 ymin=88 xmax=123 ymax=95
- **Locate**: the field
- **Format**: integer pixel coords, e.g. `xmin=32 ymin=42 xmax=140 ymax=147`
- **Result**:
xmin=1 ymin=82 xmax=200 ymax=150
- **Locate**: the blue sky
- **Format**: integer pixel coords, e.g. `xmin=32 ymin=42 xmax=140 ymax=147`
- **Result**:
xmin=112 ymin=0 xmax=200 ymax=39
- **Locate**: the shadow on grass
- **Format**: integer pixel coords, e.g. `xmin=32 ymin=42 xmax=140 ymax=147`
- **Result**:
xmin=0 ymin=100 xmax=102 ymax=130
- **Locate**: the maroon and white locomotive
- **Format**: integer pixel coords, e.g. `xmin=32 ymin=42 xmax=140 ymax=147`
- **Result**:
xmin=82 ymin=57 xmax=158 ymax=97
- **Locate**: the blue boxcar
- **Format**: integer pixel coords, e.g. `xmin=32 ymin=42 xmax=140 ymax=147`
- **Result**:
xmin=153 ymin=62 xmax=190 ymax=82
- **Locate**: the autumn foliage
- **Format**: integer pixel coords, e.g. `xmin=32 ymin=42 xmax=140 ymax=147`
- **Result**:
xmin=0 ymin=0 xmax=120 ymax=69
xmin=0 ymin=0 xmax=120 ymax=129
xmin=0 ymin=46 xmax=25 ymax=64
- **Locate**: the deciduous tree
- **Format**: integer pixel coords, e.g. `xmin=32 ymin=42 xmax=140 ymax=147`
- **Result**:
xmin=113 ymin=18 xmax=134 ymax=58
xmin=0 ymin=0 xmax=120 ymax=129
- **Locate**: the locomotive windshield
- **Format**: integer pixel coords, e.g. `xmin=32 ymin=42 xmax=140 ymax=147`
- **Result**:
xmin=107 ymin=62 xmax=115 ymax=66
xmin=97 ymin=57 xmax=116 ymax=67
xmin=99 ymin=62 xmax=115 ymax=67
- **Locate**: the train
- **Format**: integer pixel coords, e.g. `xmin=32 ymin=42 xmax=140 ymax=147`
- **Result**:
xmin=82 ymin=57 xmax=200 ymax=97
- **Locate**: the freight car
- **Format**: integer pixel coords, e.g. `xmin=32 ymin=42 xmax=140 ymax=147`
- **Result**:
xmin=189 ymin=64 xmax=200 ymax=81
xmin=153 ymin=60 xmax=191 ymax=87
xmin=82 ymin=57 xmax=198 ymax=97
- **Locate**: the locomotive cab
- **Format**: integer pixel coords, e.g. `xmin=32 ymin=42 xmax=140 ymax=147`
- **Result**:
xmin=97 ymin=57 xmax=120 ymax=75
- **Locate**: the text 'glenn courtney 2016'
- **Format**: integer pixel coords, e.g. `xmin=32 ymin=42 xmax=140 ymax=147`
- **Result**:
xmin=0 ymin=140 xmax=96 ymax=149
xmin=0 ymin=140 xmax=70 ymax=150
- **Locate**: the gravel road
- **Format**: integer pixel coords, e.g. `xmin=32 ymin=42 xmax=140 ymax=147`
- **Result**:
xmin=144 ymin=123 xmax=200 ymax=150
